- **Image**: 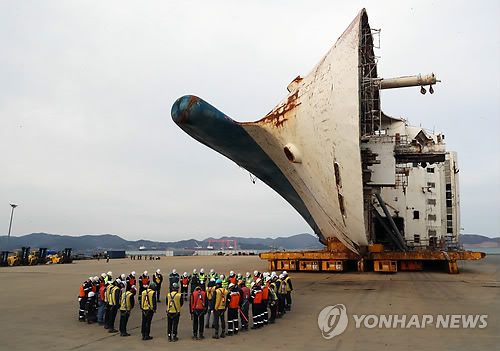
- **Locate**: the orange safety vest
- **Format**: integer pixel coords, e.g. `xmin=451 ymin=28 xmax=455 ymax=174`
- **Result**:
xmin=253 ymin=290 xmax=263 ymax=304
xmin=79 ymin=284 xmax=85 ymax=297
xmin=241 ymin=286 xmax=250 ymax=300
xmin=229 ymin=276 xmax=237 ymax=285
xmin=262 ymin=285 xmax=269 ymax=300
xmin=182 ymin=277 xmax=189 ymax=287
xmin=229 ymin=291 xmax=240 ymax=308
xmin=191 ymin=290 xmax=206 ymax=312
xmin=141 ymin=277 xmax=149 ymax=286
xmin=129 ymin=277 xmax=136 ymax=286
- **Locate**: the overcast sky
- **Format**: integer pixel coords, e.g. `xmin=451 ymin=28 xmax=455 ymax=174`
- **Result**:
xmin=1 ymin=1 xmax=499 ymax=242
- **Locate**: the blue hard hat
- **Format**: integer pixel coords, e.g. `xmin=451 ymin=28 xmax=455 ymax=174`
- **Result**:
xmin=216 ymin=279 xmax=222 ymax=284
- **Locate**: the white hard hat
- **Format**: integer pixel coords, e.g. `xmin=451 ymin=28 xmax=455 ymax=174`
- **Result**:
xmin=101 ymin=273 xmax=107 ymax=278
xmin=210 ymin=269 xmax=214 ymax=273
xmin=131 ymin=271 xmax=136 ymax=276
xmin=88 ymin=291 xmax=95 ymax=298
xmin=183 ymin=272 xmax=187 ymax=276
xmin=144 ymin=271 xmax=148 ymax=275
xmin=271 ymin=271 xmax=277 ymax=277
xmin=279 ymin=274 xmax=284 ymax=279
xmin=228 ymin=283 xmax=235 ymax=288
xmin=107 ymin=271 xmax=112 ymax=276
xmin=246 ymin=272 xmax=250 ymax=277
xmin=193 ymin=268 xmax=197 ymax=273
xmin=283 ymin=271 xmax=288 ymax=275
xmin=200 ymin=268 xmax=204 ymax=273
xmin=121 ymin=274 xmax=126 ymax=280
xmin=116 ymin=278 xmax=122 ymax=284
xmin=88 ymin=276 xmax=93 ymax=281
xmin=172 ymin=269 xmax=176 ymax=274
xmin=237 ymin=273 xmax=242 ymax=278
xmin=219 ymin=274 xmax=224 ymax=279
xmin=156 ymin=269 xmax=161 ymax=274
xmin=93 ymin=276 xmax=99 ymax=282
xmin=256 ymin=278 xmax=262 ymax=285
xmin=210 ymin=278 xmax=215 ymax=282
xmin=230 ymin=270 xmax=234 ymax=275
xmin=253 ymin=270 xmax=258 ymax=275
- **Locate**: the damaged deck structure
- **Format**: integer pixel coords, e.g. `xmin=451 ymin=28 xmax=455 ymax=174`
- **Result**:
xmin=171 ymin=9 xmax=484 ymax=273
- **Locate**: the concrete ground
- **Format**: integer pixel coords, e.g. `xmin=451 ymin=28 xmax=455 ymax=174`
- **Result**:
xmin=0 ymin=255 xmax=498 ymax=351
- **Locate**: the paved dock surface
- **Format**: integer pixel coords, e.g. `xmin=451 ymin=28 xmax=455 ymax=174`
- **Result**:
xmin=0 ymin=255 xmax=498 ymax=351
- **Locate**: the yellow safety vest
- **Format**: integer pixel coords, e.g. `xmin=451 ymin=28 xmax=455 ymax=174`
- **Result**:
xmin=214 ymin=288 xmax=228 ymax=310
xmin=154 ymin=273 xmax=162 ymax=284
xmin=104 ymin=285 xmax=111 ymax=303
xmin=279 ymin=280 xmax=287 ymax=294
xmin=167 ymin=291 xmax=182 ymax=313
xmin=141 ymin=289 xmax=155 ymax=310
xmin=207 ymin=285 xmax=215 ymax=300
xmin=108 ymin=286 xmax=119 ymax=306
xmin=285 ymin=276 xmax=292 ymax=292
xmin=120 ymin=291 xmax=134 ymax=311
xmin=269 ymin=282 xmax=278 ymax=301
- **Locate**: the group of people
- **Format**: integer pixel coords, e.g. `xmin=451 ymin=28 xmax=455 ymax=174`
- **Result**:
xmin=78 ymin=268 xmax=293 ymax=341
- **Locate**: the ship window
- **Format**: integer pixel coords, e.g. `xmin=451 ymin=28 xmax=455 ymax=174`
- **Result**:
xmin=446 ymin=200 xmax=452 ymax=208
xmin=427 ymin=199 xmax=436 ymax=205
xmin=447 ymin=215 xmax=453 ymax=220
xmin=428 ymin=230 xmax=437 ymax=236
xmin=413 ymin=211 xmax=420 ymax=219
xmin=447 ymin=228 xmax=453 ymax=234
xmin=428 ymin=214 xmax=437 ymax=221
xmin=414 ymin=235 xmax=421 ymax=244
xmin=446 ymin=184 xmax=452 ymax=191
xmin=427 ymin=182 xmax=436 ymax=188
xmin=427 ymin=168 xmax=435 ymax=173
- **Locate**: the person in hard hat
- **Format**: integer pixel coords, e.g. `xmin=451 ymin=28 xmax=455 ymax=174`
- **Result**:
xmin=238 ymin=280 xmax=251 ymax=331
xmin=105 ymin=271 xmax=113 ymax=285
xmin=210 ymin=279 xmax=229 ymax=339
xmin=138 ymin=271 xmax=150 ymax=303
xmin=85 ymin=277 xmax=99 ymax=324
xmin=236 ymin=272 xmax=242 ymax=283
xmin=283 ymin=271 xmax=293 ymax=311
xmin=208 ymin=268 xmax=218 ymax=281
xmin=268 ymin=275 xmax=279 ymax=324
xmin=261 ymin=274 xmax=270 ymax=325
xmin=78 ymin=277 xmax=93 ymax=322
xmin=190 ymin=269 xmax=199 ymax=295
xmin=119 ymin=286 xmax=136 ymax=336
xmin=205 ymin=278 xmax=216 ymax=328
xmin=126 ymin=271 xmax=136 ymax=292
xmin=228 ymin=271 xmax=237 ymax=285
xmin=166 ymin=282 xmax=183 ymax=342
xmin=250 ymin=279 xmax=263 ymax=329
xmin=140 ymin=282 xmax=157 ymax=340
xmin=97 ymin=274 xmax=108 ymax=325
xmin=169 ymin=269 xmax=180 ymax=289
xmin=153 ymin=269 xmax=163 ymax=302
xmin=227 ymin=283 xmax=242 ymax=335
xmin=245 ymin=272 xmax=253 ymax=289
xmin=277 ymin=274 xmax=287 ymax=317
xmin=253 ymin=270 xmax=261 ymax=282
xmin=220 ymin=274 xmax=229 ymax=289
xmin=180 ymin=272 xmax=190 ymax=301
xmin=107 ymin=279 xmax=124 ymax=333
xmin=198 ymin=268 xmax=207 ymax=291
xmin=190 ymin=285 xmax=208 ymax=340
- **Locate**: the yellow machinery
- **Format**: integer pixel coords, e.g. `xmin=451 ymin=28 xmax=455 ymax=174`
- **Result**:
xmin=7 ymin=251 xmax=22 ymax=266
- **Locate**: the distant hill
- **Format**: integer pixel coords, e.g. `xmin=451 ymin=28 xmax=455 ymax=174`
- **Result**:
xmin=459 ymin=234 xmax=500 ymax=248
xmin=0 ymin=232 xmax=324 ymax=252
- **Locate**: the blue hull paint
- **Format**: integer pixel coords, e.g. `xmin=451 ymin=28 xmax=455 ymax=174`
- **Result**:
xmin=171 ymin=95 xmax=325 ymax=244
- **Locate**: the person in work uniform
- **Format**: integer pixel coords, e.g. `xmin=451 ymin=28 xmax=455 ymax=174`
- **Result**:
xmin=105 ymin=271 xmax=113 ymax=285
xmin=97 ymin=274 xmax=107 ymax=325
xmin=208 ymin=268 xmax=218 ymax=281
xmin=180 ymin=272 xmax=190 ymax=301
xmin=166 ymin=282 xmax=183 ymax=342
xmin=119 ymin=286 xmax=136 ymax=336
xmin=220 ymin=274 xmax=229 ymax=289
xmin=228 ymin=271 xmax=237 ymax=285
xmin=283 ymin=271 xmax=293 ymax=311
xmin=277 ymin=274 xmax=287 ymax=318
xmin=107 ymin=279 xmax=124 ymax=333
xmin=190 ymin=269 xmax=199 ymax=295
xmin=261 ymin=275 xmax=270 ymax=325
xmin=140 ymin=282 xmax=157 ymax=340
xmin=153 ymin=269 xmax=163 ymax=302
xmin=169 ymin=269 xmax=180 ymax=290
xmin=205 ymin=278 xmax=216 ymax=328
xmin=138 ymin=271 xmax=149 ymax=303
xmin=190 ymin=285 xmax=207 ymax=340
xmin=268 ymin=274 xmax=279 ymax=324
xmin=250 ymin=279 xmax=263 ymax=329
xmin=197 ymin=268 xmax=207 ymax=291
xmin=227 ymin=283 xmax=242 ymax=335
xmin=236 ymin=272 xmax=243 ymax=283
xmin=78 ymin=277 xmax=93 ymax=322
xmin=210 ymin=279 xmax=229 ymax=339
xmin=245 ymin=272 xmax=253 ymax=289
xmin=126 ymin=271 xmax=136 ymax=292
xmin=238 ymin=280 xmax=250 ymax=331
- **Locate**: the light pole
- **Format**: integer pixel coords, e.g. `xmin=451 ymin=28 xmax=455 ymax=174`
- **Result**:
xmin=7 ymin=203 xmax=18 ymax=253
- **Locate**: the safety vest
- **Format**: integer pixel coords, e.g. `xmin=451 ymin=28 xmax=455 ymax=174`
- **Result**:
xmin=285 ymin=276 xmax=291 ymax=292
xmin=207 ymin=285 xmax=216 ymax=300
xmin=120 ymin=291 xmax=134 ymax=311
xmin=269 ymin=282 xmax=278 ymax=301
xmin=128 ymin=276 xmax=136 ymax=286
xmin=208 ymin=272 xmax=218 ymax=280
xmin=181 ymin=277 xmax=189 ymax=287
xmin=141 ymin=276 xmax=149 ymax=287
xmin=240 ymin=286 xmax=250 ymax=301
xmin=245 ymin=277 xmax=252 ymax=288
xmin=221 ymin=277 xmax=229 ymax=289
xmin=141 ymin=289 xmax=155 ymax=310
xmin=253 ymin=289 xmax=263 ymax=304
xmin=99 ymin=285 xmax=106 ymax=301
xmin=262 ymin=285 xmax=269 ymax=300
xmin=79 ymin=282 xmax=86 ymax=297
xmin=198 ymin=272 xmax=207 ymax=284
xmin=167 ymin=291 xmax=182 ymax=313
xmin=229 ymin=276 xmax=237 ymax=285
xmin=229 ymin=291 xmax=240 ymax=308
xmin=109 ymin=286 xmax=120 ymax=306
xmin=214 ymin=288 xmax=228 ymax=310
xmin=191 ymin=290 xmax=206 ymax=312
xmin=104 ymin=285 xmax=113 ymax=304
xmin=279 ymin=280 xmax=287 ymax=294
xmin=154 ymin=273 xmax=162 ymax=284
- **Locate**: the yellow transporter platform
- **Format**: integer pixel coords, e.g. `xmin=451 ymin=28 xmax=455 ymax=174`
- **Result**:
xmin=260 ymin=238 xmax=486 ymax=274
